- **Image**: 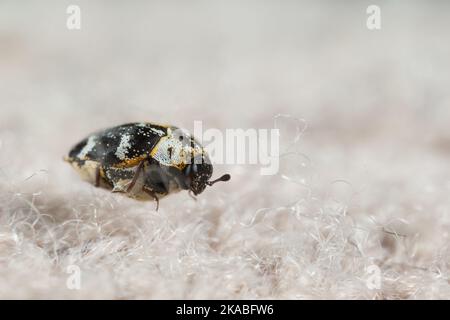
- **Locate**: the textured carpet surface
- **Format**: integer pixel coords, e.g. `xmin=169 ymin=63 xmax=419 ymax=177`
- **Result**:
xmin=0 ymin=1 xmax=449 ymax=299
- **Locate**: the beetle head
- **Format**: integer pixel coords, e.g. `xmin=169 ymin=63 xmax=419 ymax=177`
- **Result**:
xmin=171 ymin=128 xmax=230 ymax=195
xmin=184 ymin=159 xmax=213 ymax=195
xmin=184 ymin=155 xmax=230 ymax=195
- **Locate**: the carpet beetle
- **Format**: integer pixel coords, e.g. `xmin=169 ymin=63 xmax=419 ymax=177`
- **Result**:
xmin=65 ymin=122 xmax=230 ymax=210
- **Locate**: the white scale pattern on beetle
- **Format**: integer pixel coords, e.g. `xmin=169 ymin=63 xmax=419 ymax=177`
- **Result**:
xmin=78 ymin=135 xmax=97 ymax=159
xmin=153 ymin=137 xmax=185 ymax=166
xmin=137 ymin=123 xmax=165 ymax=136
xmin=115 ymin=134 xmax=132 ymax=160
xmin=153 ymin=135 xmax=206 ymax=167
xmin=150 ymin=127 xmax=165 ymax=136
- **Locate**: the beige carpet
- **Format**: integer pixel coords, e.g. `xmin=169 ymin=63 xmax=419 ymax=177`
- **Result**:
xmin=0 ymin=0 xmax=449 ymax=299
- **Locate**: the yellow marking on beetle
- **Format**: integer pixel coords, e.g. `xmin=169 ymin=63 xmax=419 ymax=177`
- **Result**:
xmin=174 ymin=162 xmax=187 ymax=170
xmin=150 ymin=138 xmax=165 ymax=158
xmin=112 ymin=154 xmax=148 ymax=168
xmin=99 ymin=166 xmax=106 ymax=178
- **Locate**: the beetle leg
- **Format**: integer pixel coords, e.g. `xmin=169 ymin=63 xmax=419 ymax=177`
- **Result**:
xmin=112 ymin=186 xmax=126 ymax=193
xmin=126 ymin=160 xmax=145 ymax=192
xmin=95 ymin=166 xmax=101 ymax=187
xmin=188 ymin=190 xmax=197 ymax=201
xmin=142 ymin=186 xmax=160 ymax=211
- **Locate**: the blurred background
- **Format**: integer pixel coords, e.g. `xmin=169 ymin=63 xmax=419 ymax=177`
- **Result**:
xmin=0 ymin=0 xmax=449 ymax=299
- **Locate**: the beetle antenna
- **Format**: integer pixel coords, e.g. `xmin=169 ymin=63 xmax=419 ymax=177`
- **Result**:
xmin=207 ymin=174 xmax=231 ymax=186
